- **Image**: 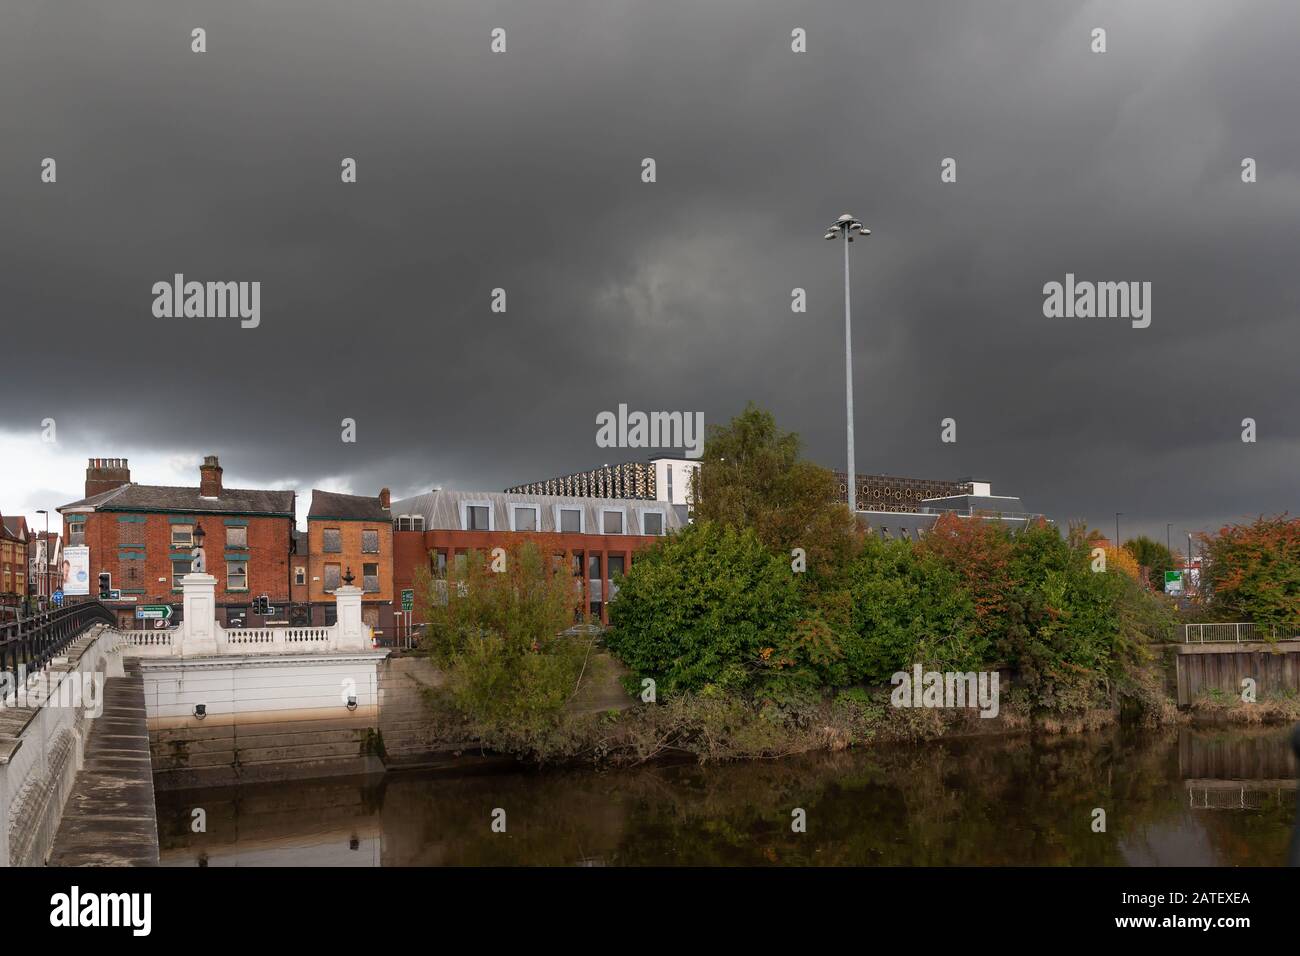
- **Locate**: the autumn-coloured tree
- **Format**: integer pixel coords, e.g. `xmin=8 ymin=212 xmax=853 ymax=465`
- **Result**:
xmin=1105 ymin=546 xmax=1143 ymax=582
xmin=916 ymin=512 xmax=1016 ymax=647
xmin=1199 ymin=515 xmax=1300 ymax=624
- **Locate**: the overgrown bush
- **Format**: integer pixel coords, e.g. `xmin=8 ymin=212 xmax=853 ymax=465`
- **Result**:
xmin=605 ymin=521 xmax=805 ymax=694
xmin=416 ymin=540 xmax=587 ymax=733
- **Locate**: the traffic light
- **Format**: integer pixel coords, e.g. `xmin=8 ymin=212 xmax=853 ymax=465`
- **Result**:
xmin=98 ymin=572 xmax=111 ymax=600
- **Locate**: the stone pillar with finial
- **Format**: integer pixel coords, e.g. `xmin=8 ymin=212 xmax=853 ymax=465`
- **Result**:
xmin=333 ymin=566 xmax=368 ymax=651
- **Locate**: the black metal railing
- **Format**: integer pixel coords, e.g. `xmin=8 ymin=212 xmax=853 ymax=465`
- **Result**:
xmin=0 ymin=601 xmax=115 ymax=683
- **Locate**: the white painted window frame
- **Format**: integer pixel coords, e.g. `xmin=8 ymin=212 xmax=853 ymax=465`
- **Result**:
xmin=460 ymin=500 xmax=495 ymax=532
xmin=638 ymin=507 xmax=667 ymax=536
xmin=601 ymin=507 xmax=628 ymax=535
xmin=510 ymin=503 xmax=542 ymax=533
xmin=553 ymin=504 xmax=585 ymax=534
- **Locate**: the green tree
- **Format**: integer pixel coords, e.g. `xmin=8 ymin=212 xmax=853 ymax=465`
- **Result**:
xmin=1124 ymin=535 xmax=1177 ymax=592
xmin=691 ymin=402 xmax=857 ymax=581
xmin=837 ymin=535 xmax=982 ymax=684
xmin=605 ymin=521 xmax=807 ymax=694
xmin=416 ymin=540 xmax=586 ymax=731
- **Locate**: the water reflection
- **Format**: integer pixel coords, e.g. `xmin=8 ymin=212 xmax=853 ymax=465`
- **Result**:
xmin=156 ymin=726 xmax=1296 ymax=866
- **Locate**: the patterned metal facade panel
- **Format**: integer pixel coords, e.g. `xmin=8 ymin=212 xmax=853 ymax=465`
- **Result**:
xmin=505 ymin=461 xmax=658 ymax=501
xmin=832 ymin=472 xmax=973 ymax=514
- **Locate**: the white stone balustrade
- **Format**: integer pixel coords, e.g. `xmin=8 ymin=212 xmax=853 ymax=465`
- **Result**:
xmin=120 ymin=575 xmax=373 ymax=658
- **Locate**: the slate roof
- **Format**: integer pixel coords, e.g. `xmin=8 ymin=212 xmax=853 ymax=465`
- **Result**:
xmin=1 ymin=516 xmax=27 ymax=541
xmin=57 ymin=483 xmax=294 ymax=516
xmin=307 ymin=490 xmax=390 ymax=522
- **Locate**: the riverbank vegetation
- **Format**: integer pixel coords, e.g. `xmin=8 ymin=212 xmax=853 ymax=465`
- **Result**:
xmin=414 ymin=405 xmax=1197 ymax=765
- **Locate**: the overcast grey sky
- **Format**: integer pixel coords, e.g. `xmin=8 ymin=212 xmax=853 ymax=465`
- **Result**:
xmin=3 ymin=0 xmax=1299 ymax=545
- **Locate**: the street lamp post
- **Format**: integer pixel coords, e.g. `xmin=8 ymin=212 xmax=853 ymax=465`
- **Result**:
xmin=824 ymin=213 xmax=871 ymax=513
xmin=36 ymin=510 xmax=48 ymax=604
xmin=1114 ymin=513 xmax=1122 ymax=552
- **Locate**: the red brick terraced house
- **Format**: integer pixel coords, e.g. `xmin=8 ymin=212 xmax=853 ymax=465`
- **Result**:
xmin=305 ymin=489 xmax=395 ymax=636
xmin=57 ymin=456 xmax=294 ymax=630
xmin=389 ymin=488 xmax=685 ymax=629
xmin=0 ymin=511 xmax=30 ymax=616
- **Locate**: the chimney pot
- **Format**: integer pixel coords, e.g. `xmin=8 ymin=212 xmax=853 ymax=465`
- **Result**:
xmin=85 ymin=456 xmax=131 ymax=499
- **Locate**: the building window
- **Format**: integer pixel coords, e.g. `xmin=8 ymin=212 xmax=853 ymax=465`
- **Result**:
xmin=118 ymin=521 xmax=145 ymax=546
xmin=171 ymin=559 xmax=191 ymax=589
xmin=171 ymin=524 xmax=193 ymax=547
xmin=323 ymin=564 xmax=341 ymax=592
xmin=363 ymin=562 xmax=379 ymax=592
xmin=226 ymin=526 xmax=248 ymax=548
xmin=396 ymin=516 xmax=412 ymax=531
xmin=434 ymin=551 xmax=447 ymax=579
xmin=411 ymin=516 xmax=425 ymax=531
xmin=461 ymin=502 xmax=492 ymax=531
xmin=324 ymin=605 xmax=338 ymax=626
xmin=558 ymin=507 xmax=582 ymax=534
xmin=323 ymin=528 xmax=342 ymax=553
xmin=362 ymin=529 xmax=379 ymax=553
xmin=227 ymin=561 xmax=248 ymax=591
xmin=226 ymin=608 xmax=247 ymax=628
xmin=640 ymin=510 xmax=665 ymax=536
xmin=67 ymin=516 xmax=86 ymax=546
xmin=602 ymin=510 xmax=624 ymax=534
xmin=511 ymin=505 xmax=539 ymax=532
xmin=295 ymin=566 xmax=306 ymax=586
xmin=607 ymin=554 xmax=626 ymax=599
xmin=667 ymin=464 xmax=673 ymax=502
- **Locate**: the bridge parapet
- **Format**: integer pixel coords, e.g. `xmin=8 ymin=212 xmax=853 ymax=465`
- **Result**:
xmin=120 ymin=574 xmax=373 ymax=659
xmin=0 ymin=619 xmax=124 ymax=867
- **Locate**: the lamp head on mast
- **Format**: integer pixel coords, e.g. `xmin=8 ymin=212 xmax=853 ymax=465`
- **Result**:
xmin=824 ymin=214 xmax=870 ymax=242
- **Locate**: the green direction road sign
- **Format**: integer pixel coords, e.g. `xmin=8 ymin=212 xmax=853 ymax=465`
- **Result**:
xmin=136 ymin=605 xmax=174 ymax=620
xmin=1164 ymin=570 xmax=1184 ymax=594
xmin=401 ymin=589 xmax=414 ymax=612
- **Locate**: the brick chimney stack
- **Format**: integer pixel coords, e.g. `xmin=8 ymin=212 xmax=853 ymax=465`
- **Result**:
xmin=85 ymin=458 xmax=131 ymax=499
xmin=379 ymin=487 xmax=391 ymax=510
xmin=199 ymin=455 xmax=223 ymax=497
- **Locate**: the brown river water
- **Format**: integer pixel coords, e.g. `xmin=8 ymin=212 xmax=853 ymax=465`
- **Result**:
xmin=155 ymin=725 xmax=1297 ymax=866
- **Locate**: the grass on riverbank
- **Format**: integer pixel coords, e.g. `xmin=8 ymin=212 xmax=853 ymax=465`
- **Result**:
xmin=1186 ymin=689 xmax=1300 ymax=725
xmin=421 ymin=664 xmax=1178 ymax=768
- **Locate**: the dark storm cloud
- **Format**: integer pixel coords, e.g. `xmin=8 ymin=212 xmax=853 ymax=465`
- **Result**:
xmin=3 ymin=0 xmax=1299 ymax=542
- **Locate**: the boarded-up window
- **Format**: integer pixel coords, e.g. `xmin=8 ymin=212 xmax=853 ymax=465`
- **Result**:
xmin=323 ymin=529 xmax=342 ymax=553
xmin=362 ymin=529 xmax=379 ymax=553
xmin=117 ymin=520 xmax=145 ymax=546
xmin=324 ymin=564 xmax=341 ymax=592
